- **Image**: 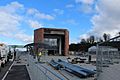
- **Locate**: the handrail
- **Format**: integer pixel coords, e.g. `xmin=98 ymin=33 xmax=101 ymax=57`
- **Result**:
xmin=28 ymin=55 xmax=64 ymax=80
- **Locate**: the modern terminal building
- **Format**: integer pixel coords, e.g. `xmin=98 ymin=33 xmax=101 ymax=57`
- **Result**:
xmin=34 ymin=28 xmax=69 ymax=56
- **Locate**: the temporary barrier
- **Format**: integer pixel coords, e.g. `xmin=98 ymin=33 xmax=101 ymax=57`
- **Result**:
xmin=96 ymin=35 xmax=120 ymax=80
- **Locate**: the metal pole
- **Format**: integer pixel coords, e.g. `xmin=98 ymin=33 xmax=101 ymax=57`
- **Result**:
xmin=96 ymin=44 xmax=99 ymax=79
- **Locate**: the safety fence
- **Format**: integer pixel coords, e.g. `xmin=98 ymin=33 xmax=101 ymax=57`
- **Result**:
xmin=96 ymin=36 xmax=120 ymax=80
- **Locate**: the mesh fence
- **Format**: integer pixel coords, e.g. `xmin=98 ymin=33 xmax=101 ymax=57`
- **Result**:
xmin=96 ymin=36 xmax=120 ymax=80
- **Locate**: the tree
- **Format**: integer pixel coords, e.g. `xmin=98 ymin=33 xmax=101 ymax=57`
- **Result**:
xmin=116 ymin=32 xmax=120 ymax=36
xmin=96 ymin=37 xmax=100 ymax=42
xmin=99 ymin=38 xmax=103 ymax=42
xmin=103 ymin=33 xmax=108 ymax=41
xmin=107 ymin=34 xmax=111 ymax=40
xmin=119 ymin=32 xmax=120 ymax=36
xmin=89 ymin=35 xmax=95 ymax=44
xmin=81 ymin=39 xmax=86 ymax=44
xmin=86 ymin=38 xmax=90 ymax=43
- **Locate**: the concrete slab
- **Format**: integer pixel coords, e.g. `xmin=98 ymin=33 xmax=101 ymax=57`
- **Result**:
xmin=5 ymin=65 xmax=30 ymax=80
xmin=0 ymin=62 xmax=13 ymax=80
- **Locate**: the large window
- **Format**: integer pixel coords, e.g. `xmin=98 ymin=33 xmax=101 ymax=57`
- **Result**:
xmin=44 ymin=38 xmax=57 ymax=46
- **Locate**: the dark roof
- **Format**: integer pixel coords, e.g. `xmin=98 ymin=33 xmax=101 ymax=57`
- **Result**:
xmin=99 ymin=41 xmax=120 ymax=48
xmin=97 ymin=35 xmax=120 ymax=48
xmin=34 ymin=27 xmax=68 ymax=31
xmin=98 ymin=35 xmax=120 ymax=45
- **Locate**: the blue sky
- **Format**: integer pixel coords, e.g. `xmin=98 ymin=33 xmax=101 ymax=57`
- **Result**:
xmin=0 ymin=0 xmax=120 ymax=45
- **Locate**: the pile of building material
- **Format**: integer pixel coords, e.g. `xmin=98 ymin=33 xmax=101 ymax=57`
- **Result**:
xmin=49 ymin=59 xmax=96 ymax=78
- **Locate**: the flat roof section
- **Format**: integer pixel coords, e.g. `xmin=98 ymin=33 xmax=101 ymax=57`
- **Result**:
xmin=5 ymin=65 xmax=30 ymax=80
xmin=35 ymin=28 xmax=68 ymax=32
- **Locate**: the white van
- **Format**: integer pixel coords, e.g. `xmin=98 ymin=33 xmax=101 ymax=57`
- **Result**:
xmin=0 ymin=52 xmax=2 ymax=71
xmin=0 ymin=44 xmax=9 ymax=67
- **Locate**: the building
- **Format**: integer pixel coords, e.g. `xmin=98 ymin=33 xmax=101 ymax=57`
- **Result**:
xmin=34 ymin=28 xmax=69 ymax=56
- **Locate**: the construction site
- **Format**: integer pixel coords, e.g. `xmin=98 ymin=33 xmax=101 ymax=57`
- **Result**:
xmin=1 ymin=27 xmax=120 ymax=80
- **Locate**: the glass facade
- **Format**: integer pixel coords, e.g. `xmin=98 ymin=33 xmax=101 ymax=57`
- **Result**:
xmin=44 ymin=38 xmax=57 ymax=47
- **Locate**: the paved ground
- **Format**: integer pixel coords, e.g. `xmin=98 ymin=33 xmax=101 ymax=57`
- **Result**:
xmin=4 ymin=65 xmax=30 ymax=80
xmin=1 ymin=52 xmax=31 ymax=80
xmin=0 ymin=62 xmax=13 ymax=80
xmin=98 ymin=63 xmax=120 ymax=80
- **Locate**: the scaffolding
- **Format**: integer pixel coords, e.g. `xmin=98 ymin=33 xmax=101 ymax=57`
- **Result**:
xmin=96 ymin=36 xmax=120 ymax=79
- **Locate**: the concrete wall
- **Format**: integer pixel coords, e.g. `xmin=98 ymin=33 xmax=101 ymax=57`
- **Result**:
xmin=34 ymin=28 xmax=44 ymax=43
xmin=64 ymin=30 xmax=69 ymax=56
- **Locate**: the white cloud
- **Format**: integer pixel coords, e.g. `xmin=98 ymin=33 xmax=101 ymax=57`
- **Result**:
xmin=66 ymin=4 xmax=75 ymax=8
xmin=78 ymin=4 xmax=93 ymax=14
xmin=28 ymin=20 xmax=43 ymax=29
xmin=53 ymin=9 xmax=64 ymax=15
xmin=27 ymin=8 xmax=54 ymax=20
xmin=80 ymin=34 xmax=89 ymax=39
xmin=0 ymin=1 xmax=24 ymax=14
xmin=0 ymin=1 xmax=56 ymax=44
xmin=14 ymin=32 xmax=33 ymax=43
xmin=0 ymin=2 xmax=33 ymax=44
xmin=66 ymin=19 xmax=77 ymax=25
xmin=0 ymin=11 xmax=21 ymax=36
xmin=80 ymin=0 xmax=120 ymax=39
xmin=27 ymin=8 xmax=37 ymax=15
xmin=75 ymin=0 xmax=95 ymax=14
xmin=76 ymin=0 xmax=94 ymax=5
xmin=35 ymin=13 xmax=54 ymax=20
